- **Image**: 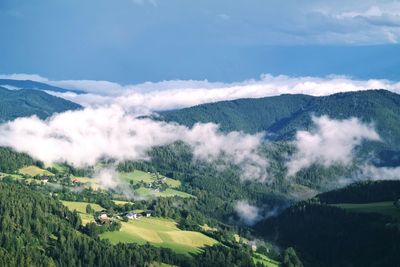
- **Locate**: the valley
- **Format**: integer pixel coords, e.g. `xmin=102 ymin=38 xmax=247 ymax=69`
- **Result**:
xmin=0 ymin=86 xmax=400 ymax=266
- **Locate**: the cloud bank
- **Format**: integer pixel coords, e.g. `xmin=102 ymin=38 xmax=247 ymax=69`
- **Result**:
xmin=287 ymin=116 xmax=380 ymax=175
xmin=2 ymin=73 xmax=400 ymax=115
xmin=0 ymin=106 xmax=268 ymax=181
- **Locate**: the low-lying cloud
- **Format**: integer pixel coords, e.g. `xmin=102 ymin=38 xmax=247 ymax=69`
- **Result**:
xmin=235 ymin=200 xmax=262 ymax=225
xmin=235 ymin=200 xmax=281 ymax=225
xmin=0 ymin=106 xmax=268 ymax=181
xmin=287 ymin=116 xmax=380 ymax=175
xmin=2 ymin=73 xmax=400 ymax=115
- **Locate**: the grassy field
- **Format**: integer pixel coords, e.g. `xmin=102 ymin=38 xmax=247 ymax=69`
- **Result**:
xmin=119 ymin=170 xmax=181 ymax=188
xmin=19 ymin=165 xmax=54 ymax=177
xmin=71 ymin=176 xmax=102 ymax=190
xmin=135 ymin=187 xmax=194 ymax=198
xmin=149 ymin=263 xmax=177 ymax=267
xmin=100 ymin=217 xmax=217 ymax=255
xmin=62 ymin=201 xmax=105 ymax=224
xmin=51 ymin=163 xmax=69 ymax=173
xmin=201 ymin=224 xmax=218 ymax=232
xmin=62 ymin=201 xmax=104 ymax=213
xmin=0 ymin=172 xmax=23 ymax=180
xmin=252 ymin=253 xmax=280 ymax=267
xmin=113 ymin=200 xmax=133 ymax=206
xmin=334 ymin=201 xmax=400 ymax=220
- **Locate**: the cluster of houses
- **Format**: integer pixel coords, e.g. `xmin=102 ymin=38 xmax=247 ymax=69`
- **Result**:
xmin=124 ymin=210 xmax=155 ymax=220
xmin=146 ymin=177 xmax=168 ymax=193
xmin=97 ymin=210 xmax=155 ymax=224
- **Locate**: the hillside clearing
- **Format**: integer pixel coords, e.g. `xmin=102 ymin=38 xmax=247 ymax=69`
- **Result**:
xmin=252 ymin=253 xmax=280 ymax=267
xmin=62 ymin=201 xmax=104 ymax=224
xmin=62 ymin=201 xmax=104 ymax=214
xmin=100 ymin=217 xmax=217 ymax=255
xmin=135 ymin=187 xmax=194 ymax=198
xmin=19 ymin=165 xmax=54 ymax=177
xmin=120 ymin=170 xmax=181 ymax=188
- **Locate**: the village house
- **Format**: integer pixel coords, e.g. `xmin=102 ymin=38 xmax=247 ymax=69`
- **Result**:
xmin=144 ymin=210 xmax=154 ymax=217
xmin=98 ymin=212 xmax=110 ymax=224
xmin=125 ymin=212 xmax=142 ymax=220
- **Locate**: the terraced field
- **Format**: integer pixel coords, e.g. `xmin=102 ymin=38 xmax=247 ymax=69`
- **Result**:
xmin=100 ymin=217 xmax=217 ymax=255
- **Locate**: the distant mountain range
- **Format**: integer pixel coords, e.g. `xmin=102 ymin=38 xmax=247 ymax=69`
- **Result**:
xmin=0 ymin=87 xmax=81 ymax=122
xmin=0 ymin=79 xmax=83 ymax=94
xmin=159 ymin=90 xmax=400 ymax=149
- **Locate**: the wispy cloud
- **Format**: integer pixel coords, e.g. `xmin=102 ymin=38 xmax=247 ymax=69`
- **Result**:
xmin=315 ymin=2 xmax=400 ymax=44
xmin=235 ymin=200 xmax=262 ymax=225
xmin=287 ymin=116 xmax=380 ymax=175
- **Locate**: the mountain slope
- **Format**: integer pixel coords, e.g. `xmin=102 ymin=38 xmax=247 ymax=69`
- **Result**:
xmin=0 ymin=87 xmax=81 ymax=122
xmin=255 ymin=180 xmax=400 ymax=267
xmin=159 ymin=90 xmax=400 ymax=147
xmin=0 ymin=79 xmax=83 ymax=93
xmin=0 ymin=183 xmax=189 ymax=267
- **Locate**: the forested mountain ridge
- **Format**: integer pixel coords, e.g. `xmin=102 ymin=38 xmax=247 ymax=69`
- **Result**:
xmin=0 ymin=79 xmax=83 ymax=93
xmin=159 ymin=90 xmax=400 ymax=147
xmin=255 ymin=180 xmax=400 ymax=267
xmin=0 ymin=87 xmax=81 ymax=122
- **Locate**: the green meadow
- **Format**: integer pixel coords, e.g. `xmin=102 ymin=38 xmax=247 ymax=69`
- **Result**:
xmin=135 ymin=187 xmax=194 ymax=198
xmin=252 ymin=253 xmax=280 ymax=267
xmin=19 ymin=165 xmax=54 ymax=177
xmin=100 ymin=217 xmax=217 ymax=255
xmin=119 ymin=170 xmax=181 ymax=188
xmin=62 ymin=201 xmax=104 ymax=224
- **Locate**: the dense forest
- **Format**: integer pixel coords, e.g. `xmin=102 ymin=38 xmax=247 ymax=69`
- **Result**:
xmin=1 ymin=87 xmax=400 ymax=266
xmin=0 ymin=182 xmax=264 ymax=267
xmin=0 ymin=87 xmax=81 ymax=122
xmin=317 ymin=180 xmax=400 ymax=204
xmin=255 ymin=181 xmax=400 ymax=267
xmin=159 ymin=90 xmax=400 ymax=149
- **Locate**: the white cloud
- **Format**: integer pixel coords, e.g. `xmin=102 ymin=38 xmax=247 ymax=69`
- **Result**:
xmin=287 ymin=116 xmax=380 ymax=175
xmin=3 ymin=73 xmax=400 ymax=114
xmin=358 ymin=164 xmax=400 ymax=181
xmin=318 ymin=2 xmax=400 ymax=44
xmin=235 ymin=200 xmax=261 ymax=225
xmin=0 ymin=73 xmax=49 ymax=82
xmin=0 ymin=106 xmax=268 ymax=181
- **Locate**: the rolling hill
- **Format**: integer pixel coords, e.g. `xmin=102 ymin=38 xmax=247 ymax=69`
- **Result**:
xmin=159 ymin=90 xmax=400 ymax=148
xmin=0 ymin=86 xmax=81 ymax=122
xmin=0 ymin=79 xmax=83 ymax=93
xmin=255 ymin=180 xmax=400 ymax=267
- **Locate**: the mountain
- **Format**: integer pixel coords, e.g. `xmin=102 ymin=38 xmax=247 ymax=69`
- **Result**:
xmin=255 ymin=180 xmax=400 ymax=267
xmin=0 ymin=87 xmax=81 ymax=122
xmin=0 ymin=79 xmax=83 ymax=94
xmin=0 ymin=183 xmax=192 ymax=267
xmin=159 ymin=90 xmax=400 ymax=148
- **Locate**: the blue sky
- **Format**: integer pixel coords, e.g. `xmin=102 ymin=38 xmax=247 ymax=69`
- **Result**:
xmin=1 ymin=0 xmax=400 ymax=83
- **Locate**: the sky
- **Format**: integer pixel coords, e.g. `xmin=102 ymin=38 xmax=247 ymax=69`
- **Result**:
xmin=1 ymin=0 xmax=400 ymax=190
xmin=1 ymin=0 xmax=400 ymax=83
